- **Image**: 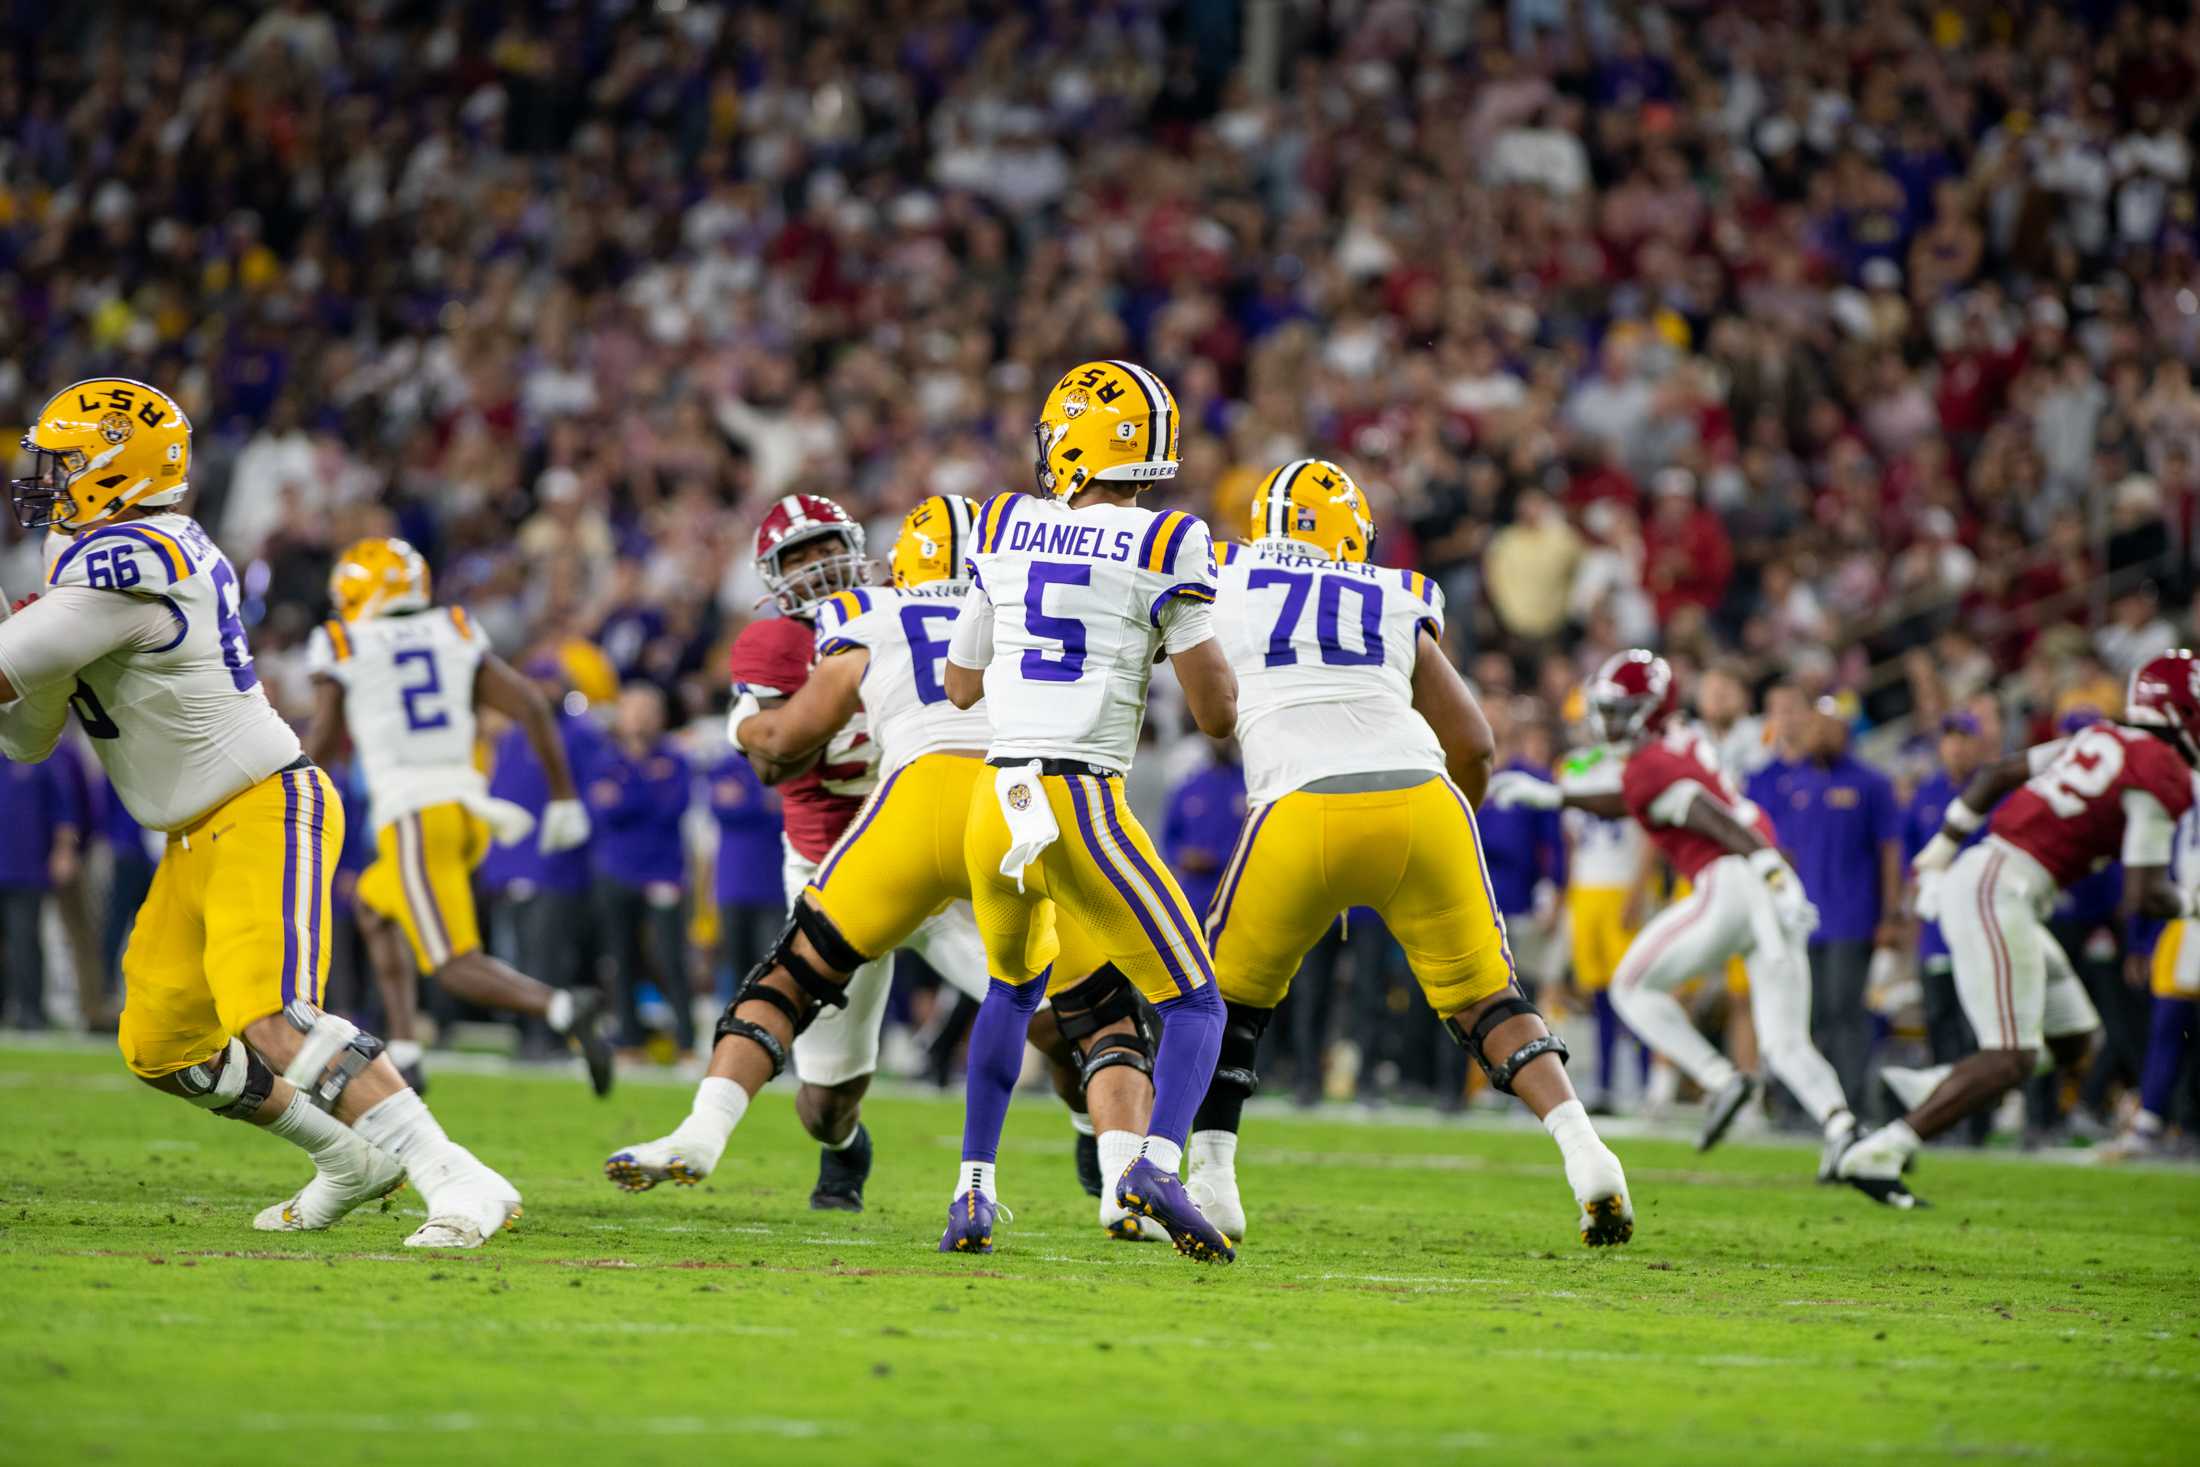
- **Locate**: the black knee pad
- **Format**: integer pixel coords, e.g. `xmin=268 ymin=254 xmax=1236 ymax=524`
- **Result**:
xmin=712 ymin=1008 xmax=789 ymax=1080
xmin=1212 ymin=1000 xmax=1274 ymax=1102
xmin=1446 ymin=992 xmax=1568 ymax=1096
xmin=178 ymin=1038 xmax=276 ymax=1120
xmin=1051 ymin=963 xmax=1142 ymax=1044
xmin=1079 ymin=1028 xmax=1154 ymax=1088
xmin=792 ymin=899 xmax=868 ymax=978
xmin=738 ymin=908 xmax=857 ymax=1035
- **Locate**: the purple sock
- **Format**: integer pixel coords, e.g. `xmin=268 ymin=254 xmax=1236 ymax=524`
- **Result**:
xmin=959 ymin=976 xmax=1046 ymax=1163
xmin=1594 ymin=991 xmax=1619 ymax=1094
xmin=1147 ymin=983 xmax=1225 ymax=1149
xmin=2140 ymin=997 xmax=2194 ymax=1119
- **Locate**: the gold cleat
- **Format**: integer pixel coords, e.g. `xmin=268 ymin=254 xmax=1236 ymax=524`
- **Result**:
xmin=1579 ymin=1194 xmax=1634 ymax=1248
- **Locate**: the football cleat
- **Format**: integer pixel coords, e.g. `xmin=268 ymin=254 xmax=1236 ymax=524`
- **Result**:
xmin=253 ymin=1137 xmax=406 ymax=1232
xmin=1698 ymin=1072 xmax=1758 ymax=1152
xmin=565 ymin=988 xmax=616 ymax=1098
xmin=406 ymin=1153 xmax=522 ymax=1248
xmin=1563 ymin=1140 xmax=1634 ymax=1247
xmin=1115 ymin=1157 xmax=1235 ymax=1263
xmin=938 ymin=1190 xmax=1008 ymax=1254
xmin=603 ymin=1137 xmax=709 ymax=1193
xmin=1184 ymin=1166 xmax=1247 ymax=1246
xmin=810 ymin=1123 xmax=872 ymax=1212
xmin=1833 ymin=1133 xmax=1926 ymax=1209
xmin=1074 ymin=1130 xmax=1103 ymax=1199
xmin=1817 ymin=1112 xmax=1859 ymax=1183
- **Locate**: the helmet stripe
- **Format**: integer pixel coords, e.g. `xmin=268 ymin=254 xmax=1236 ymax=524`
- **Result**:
xmin=1270 ymin=459 xmax=1312 ymax=538
xmin=1109 ymin=360 xmax=1173 ymax=466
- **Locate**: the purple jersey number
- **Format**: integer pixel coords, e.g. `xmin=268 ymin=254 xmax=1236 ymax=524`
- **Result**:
xmin=394 ymin=647 xmax=451 ymax=731
xmin=1021 ymin=562 xmax=1089 ymax=683
xmin=898 ymin=603 xmax=962 ymax=706
xmin=1250 ymin=568 xmax=1384 ymax=667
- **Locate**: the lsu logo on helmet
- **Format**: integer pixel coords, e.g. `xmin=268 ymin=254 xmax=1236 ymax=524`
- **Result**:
xmin=12 ymin=378 xmax=191 ymax=531
xmin=1250 ymin=458 xmax=1376 ymax=563
xmin=1033 ymin=359 xmax=1179 ymax=499
xmin=890 ymin=494 xmax=979 ymax=588
xmin=330 ymin=537 xmax=432 ymax=621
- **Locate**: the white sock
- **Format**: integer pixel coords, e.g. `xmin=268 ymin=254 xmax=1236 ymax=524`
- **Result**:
xmin=1882 ymin=1119 xmax=1922 ymax=1158
xmin=1540 ymin=1098 xmax=1602 ymax=1166
xmin=264 ymin=1089 xmax=363 ymax=1166
xmin=352 ymin=1089 xmax=467 ymax=1195
xmin=1098 ymin=1130 xmax=1143 ymax=1192
xmin=820 ymin=1122 xmax=861 ymax=1152
xmin=385 ymin=1038 xmax=423 ymax=1071
xmin=956 ymin=1160 xmax=997 ymax=1201
xmin=1822 ymin=1109 xmax=1856 ymax=1141
xmin=1140 ymin=1136 xmax=1184 ymax=1174
xmin=670 ymin=1077 xmax=749 ymax=1163
xmin=545 ymin=989 xmax=576 ymax=1033
xmin=1187 ymin=1128 xmax=1237 ymax=1176
xmin=1067 ymin=1109 xmax=1096 ymax=1137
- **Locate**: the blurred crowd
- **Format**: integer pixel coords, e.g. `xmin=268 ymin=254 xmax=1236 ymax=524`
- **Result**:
xmin=3 ymin=0 xmax=2199 ymax=1146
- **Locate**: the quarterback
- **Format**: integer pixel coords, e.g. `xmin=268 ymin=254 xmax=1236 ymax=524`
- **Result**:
xmin=941 ymin=358 xmax=1240 ymax=1262
xmin=1187 ymin=460 xmax=1632 ymax=1247
xmin=0 ymin=380 xmax=517 ymax=1247
xmin=302 ymin=536 xmax=610 ymax=1095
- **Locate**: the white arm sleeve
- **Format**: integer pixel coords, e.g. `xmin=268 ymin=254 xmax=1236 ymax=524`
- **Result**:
xmin=0 ymin=586 xmax=177 ymax=697
xmin=2122 ymin=788 xmax=2175 ymax=867
xmin=1644 ymin=779 xmax=1702 ymax=829
xmin=0 ymin=681 xmax=71 ymax=762
xmin=1157 ymin=596 xmax=1216 ymax=655
xmin=946 ymin=583 xmax=995 ymax=670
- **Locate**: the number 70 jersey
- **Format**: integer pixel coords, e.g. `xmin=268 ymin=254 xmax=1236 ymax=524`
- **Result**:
xmin=1210 ymin=540 xmax=1447 ymax=803
xmin=813 ymin=583 xmax=992 ymax=774
xmin=306 ymin=607 xmax=489 ymax=833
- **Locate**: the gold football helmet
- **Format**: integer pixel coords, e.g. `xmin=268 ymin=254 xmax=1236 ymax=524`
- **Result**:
xmin=12 ymin=378 xmax=192 ymax=531
xmin=890 ymin=494 xmax=979 ymax=587
xmin=1250 ymin=458 xmax=1376 ymax=563
xmin=330 ymin=537 xmax=432 ymax=621
xmin=1033 ymin=359 xmax=1179 ymax=499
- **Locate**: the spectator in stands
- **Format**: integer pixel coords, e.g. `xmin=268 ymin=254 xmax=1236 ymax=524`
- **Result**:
xmin=1160 ymin=739 xmax=1247 ymax=924
xmin=0 ymin=753 xmax=83 ymax=1030
xmin=588 ymin=684 xmax=695 ymax=1052
xmin=709 ymin=745 xmax=785 ymax=1007
xmin=1748 ymin=703 xmax=1904 ymax=1116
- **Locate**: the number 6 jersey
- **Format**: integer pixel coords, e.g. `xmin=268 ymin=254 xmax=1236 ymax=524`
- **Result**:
xmin=306 ymin=606 xmax=489 ymax=833
xmin=813 ymin=583 xmax=992 ymax=774
xmin=1209 ymin=539 xmax=1446 ymax=803
xmin=951 ymin=492 xmax=1219 ymax=774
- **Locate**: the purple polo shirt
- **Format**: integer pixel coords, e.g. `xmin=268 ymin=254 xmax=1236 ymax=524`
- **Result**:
xmin=1747 ymin=754 xmax=1901 ymax=943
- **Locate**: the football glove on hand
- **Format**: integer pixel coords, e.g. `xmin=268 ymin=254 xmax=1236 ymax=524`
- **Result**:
xmin=726 ymin=689 xmax=764 ymax=752
xmin=1486 ymin=771 xmax=1564 ymax=811
xmin=538 ymin=798 xmax=591 ymax=855
xmin=1913 ymin=869 xmax=1945 ymax=923
xmin=1749 ymin=847 xmax=1820 ymax=940
xmin=1911 ymin=831 xmax=1959 ymax=875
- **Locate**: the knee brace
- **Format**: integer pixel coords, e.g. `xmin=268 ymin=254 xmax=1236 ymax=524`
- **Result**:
xmin=280 ymin=1002 xmax=386 ymax=1112
xmin=1446 ymin=993 xmax=1568 ymax=1096
xmin=1080 ymin=1029 xmax=1155 ymax=1087
xmin=1050 ymin=964 xmax=1143 ymax=1044
xmin=1210 ymin=1000 xmax=1274 ymax=1104
xmin=177 ymin=1038 xmax=276 ymax=1120
xmin=716 ymin=905 xmax=861 ymax=1080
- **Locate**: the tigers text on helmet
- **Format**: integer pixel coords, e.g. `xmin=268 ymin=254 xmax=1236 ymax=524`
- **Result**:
xmin=13 ymin=378 xmax=192 ymax=531
xmin=755 ymin=493 xmax=869 ymax=617
xmin=330 ymin=537 xmax=432 ymax=621
xmin=1250 ymin=458 xmax=1376 ymax=563
xmin=1033 ymin=359 xmax=1179 ymax=500
xmin=2124 ymin=649 xmax=2200 ymax=764
xmin=1587 ymin=649 xmax=1678 ymax=746
xmin=890 ymin=494 xmax=978 ymax=588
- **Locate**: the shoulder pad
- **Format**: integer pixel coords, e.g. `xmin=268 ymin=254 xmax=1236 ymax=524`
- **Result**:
xmin=46 ymin=523 xmax=197 ymax=592
xmin=973 ymin=492 xmax=1027 ymax=555
xmin=813 ymin=588 xmax=883 ymax=635
xmin=305 ymin=619 xmax=352 ymax=678
xmin=446 ymin=605 xmax=487 ymax=646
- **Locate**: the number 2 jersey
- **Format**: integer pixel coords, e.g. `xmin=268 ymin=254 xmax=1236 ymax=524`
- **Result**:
xmin=305 ymin=606 xmax=489 ymax=835
xmin=0 ymin=513 xmax=299 ymax=831
xmin=813 ymin=583 xmax=992 ymax=775
xmin=1990 ymin=723 xmax=2195 ymax=885
xmin=952 ymin=492 xmax=1218 ymax=775
xmin=1209 ymin=539 xmax=1446 ymax=803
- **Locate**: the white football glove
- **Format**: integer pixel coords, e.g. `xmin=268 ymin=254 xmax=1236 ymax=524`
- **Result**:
xmin=1748 ymin=847 xmax=1820 ymax=941
xmin=1910 ymin=830 xmax=1959 ymax=875
xmin=1485 ymin=771 xmax=1564 ymax=810
xmin=1913 ymin=868 xmax=1945 ymax=923
xmin=538 ymin=797 xmax=591 ymax=855
xmin=725 ymin=689 xmax=764 ymax=753
xmin=469 ymin=795 xmax=537 ymax=847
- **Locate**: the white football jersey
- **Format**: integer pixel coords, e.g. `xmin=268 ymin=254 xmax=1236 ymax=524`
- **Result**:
xmin=813 ymin=582 xmax=992 ymax=775
xmin=306 ymin=606 xmax=489 ymax=833
xmin=41 ymin=514 xmax=301 ymax=830
xmin=1209 ymin=539 xmax=1446 ymax=803
xmin=957 ymin=494 xmax=1219 ymax=774
xmin=1558 ymin=745 xmax=1643 ymax=888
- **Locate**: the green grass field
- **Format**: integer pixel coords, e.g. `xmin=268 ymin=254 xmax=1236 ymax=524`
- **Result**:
xmin=1 ymin=1042 xmax=2194 ymax=1466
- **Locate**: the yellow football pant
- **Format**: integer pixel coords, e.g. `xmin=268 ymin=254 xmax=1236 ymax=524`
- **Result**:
xmin=117 ymin=765 xmax=344 ymax=1077
xmin=356 ymin=801 xmax=488 ymax=972
xmin=966 ymin=768 xmax=1212 ymax=1005
xmin=810 ymin=753 xmax=1105 ymax=991
xmin=1206 ymin=776 xmax=1514 ymax=1020
xmin=1565 ymin=885 xmax=1636 ymax=993
xmin=2153 ymin=919 xmax=2200 ymax=998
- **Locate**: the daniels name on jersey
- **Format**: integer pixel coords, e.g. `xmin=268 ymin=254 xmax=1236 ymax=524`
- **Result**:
xmin=958 ymin=492 xmax=1218 ymax=775
xmin=1211 ymin=541 xmax=1445 ymax=804
xmin=813 ymin=584 xmax=991 ymax=773
xmin=307 ymin=606 xmax=490 ymax=835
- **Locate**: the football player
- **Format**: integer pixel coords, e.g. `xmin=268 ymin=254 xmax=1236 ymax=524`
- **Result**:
xmin=301 ymin=537 xmax=610 ymax=1095
xmin=941 ymin=358 xmax=1240 ymax=1262
xmin=603 ymin=493 xmax=994 ymax=1213
xmin=1487 ymin=651 xmax=1860 ymax=1180
xmin=0 ymin=380 xmax=517 ymax=1246
xmin=1841 ymin=651 xmax=2200 ymax=1203
xmin=1185 ymin=460 xmax=1631 ymax=1248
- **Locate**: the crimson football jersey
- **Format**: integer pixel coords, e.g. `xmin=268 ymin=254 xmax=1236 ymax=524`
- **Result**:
xmin=1990 ymin=723 xmax=2195 ymax=885
xmin=728 ymin=614 xmax=877 ymax=862
xmin=1620 ymin=722 xmax=1776 ymax=883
